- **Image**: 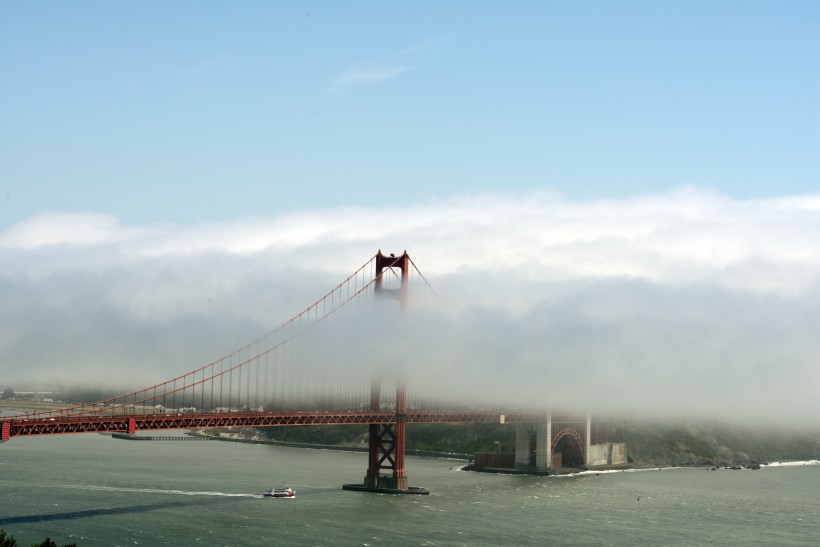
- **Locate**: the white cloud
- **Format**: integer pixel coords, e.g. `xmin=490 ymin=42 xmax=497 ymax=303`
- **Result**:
xmin=330 ymin=65 xmax=409 ymax=91
xmin=8 ymin=187 xmax=816 ymax=293
xmin=1 ymin=187 xmax=819 ymax=423
xmin=0 ymin=211 xmax=164 ymax=249
xmin=329 ymin=35 xmax=446 ymax=91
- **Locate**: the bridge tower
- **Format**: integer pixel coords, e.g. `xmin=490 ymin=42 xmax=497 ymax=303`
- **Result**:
xmin=374 ymin=250 xmax=410 ymax=312
xmin=345 ymin=251 xmax=426 ymax=494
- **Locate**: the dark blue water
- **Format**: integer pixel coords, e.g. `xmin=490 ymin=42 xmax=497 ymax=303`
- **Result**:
xmin=1 ymin=433 xmax=818 ymax=546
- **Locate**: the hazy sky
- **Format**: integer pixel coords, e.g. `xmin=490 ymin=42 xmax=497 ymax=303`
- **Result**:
xmin=1 ymin=2 xmax=818 ymax=423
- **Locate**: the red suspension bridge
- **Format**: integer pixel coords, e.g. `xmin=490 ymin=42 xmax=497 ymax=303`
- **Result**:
xmin=1 ymin=251 xmax=601 ymax=492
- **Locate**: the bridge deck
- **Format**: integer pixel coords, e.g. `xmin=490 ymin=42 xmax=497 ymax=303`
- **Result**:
xmin=1 ymin=411 xmax=546 ymax=439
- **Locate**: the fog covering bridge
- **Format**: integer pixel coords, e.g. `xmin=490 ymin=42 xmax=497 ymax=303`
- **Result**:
xmin=1 ymin=251 xmax=600 ymax=491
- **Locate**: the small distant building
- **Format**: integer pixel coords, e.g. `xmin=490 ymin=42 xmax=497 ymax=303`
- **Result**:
xmin=587 ymin=442 xmax=628 ymax=467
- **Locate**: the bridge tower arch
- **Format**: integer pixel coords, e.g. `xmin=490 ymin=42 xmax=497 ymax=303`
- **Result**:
xmin=374 ymin=250 xmax=410 ymax=312
xmin=513 ymin=412 xmax=597 ymax=472
xmin=551 ymin=428 xmax=586 ymax=468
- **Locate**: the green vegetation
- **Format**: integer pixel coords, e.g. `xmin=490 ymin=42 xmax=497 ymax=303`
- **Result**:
xmin=0 ymin=529 xmax=76 ymax=547
xmin=406 ymin=424 xmax=516 ymax=454
xmin=262 ymin=423 xmax=517 ymax=455
xmin=261 ymin=420 xmax=820 ymax=466
xmin=261 ymin=425 xmax=367 ymax=446
xmin=2 ymin=387 xmax=14 ymax=400
xmin=610 ymin=420 xmax=820 ymax=466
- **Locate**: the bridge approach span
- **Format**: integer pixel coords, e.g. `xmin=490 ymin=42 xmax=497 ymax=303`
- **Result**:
xmin=2 ymin=411 xmax=546 ymax=439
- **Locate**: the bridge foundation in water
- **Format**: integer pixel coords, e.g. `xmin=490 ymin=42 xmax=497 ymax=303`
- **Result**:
xmin=343 ymin=379 xmax=429 ymax=495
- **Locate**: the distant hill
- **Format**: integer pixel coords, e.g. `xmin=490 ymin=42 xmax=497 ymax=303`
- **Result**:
xmin=261 ymin=420 xmax=820 ymax=466
xmin=610 ymin=420 xmax=820 ymax=467
xmin=261 ymin=423 xmax=517 ymax=456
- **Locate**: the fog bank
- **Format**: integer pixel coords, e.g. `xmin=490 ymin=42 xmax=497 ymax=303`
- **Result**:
xmin=1 ymin=188 xmax=818 ymax=424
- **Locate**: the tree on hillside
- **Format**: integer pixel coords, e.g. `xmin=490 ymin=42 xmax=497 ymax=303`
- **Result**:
xmin=0 ymin=529 xmax=77 ymax=547
xmin=1 ymin=387 xmax=13 ymax=400
xmin=32 ymin=538 xmax=77 ymax=547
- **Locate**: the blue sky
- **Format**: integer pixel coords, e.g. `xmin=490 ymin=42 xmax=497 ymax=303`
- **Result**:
xmin=1 ymin=1 xmax=818 ymax=224
xmin=1 ymin=2 xmax=819 ymax=421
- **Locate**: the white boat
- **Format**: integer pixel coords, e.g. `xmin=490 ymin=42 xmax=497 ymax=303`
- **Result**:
xmin=263 ymin=487 xmax=296 ymax=498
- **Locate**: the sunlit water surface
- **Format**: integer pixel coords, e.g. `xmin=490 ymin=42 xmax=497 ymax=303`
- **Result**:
xmin=0 ymin=433 xmax=818 ymax=546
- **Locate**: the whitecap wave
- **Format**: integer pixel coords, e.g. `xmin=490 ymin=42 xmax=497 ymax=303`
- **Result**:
xmin=763 ymin=459 xmax=820 ymax=468
xmin=551 ymin=467 xmax=676 ymax=478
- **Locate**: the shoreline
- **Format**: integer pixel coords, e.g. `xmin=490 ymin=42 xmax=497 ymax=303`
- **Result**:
xmin=116 ymin=429 xmax=820 ymax=472
xmin=186 ymin=429 xmax=472 ymax=460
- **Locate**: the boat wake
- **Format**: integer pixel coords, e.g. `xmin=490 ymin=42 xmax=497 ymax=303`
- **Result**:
xmin=64 ymin=485 xmax=257 ymax=498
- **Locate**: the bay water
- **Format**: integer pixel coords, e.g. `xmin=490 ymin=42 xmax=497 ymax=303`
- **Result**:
xmin=0 ymin=432 xmax=817 ymax=546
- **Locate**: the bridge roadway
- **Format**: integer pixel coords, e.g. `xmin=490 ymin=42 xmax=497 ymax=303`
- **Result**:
xmin=2 ymin=410 xmax=546 ymax=439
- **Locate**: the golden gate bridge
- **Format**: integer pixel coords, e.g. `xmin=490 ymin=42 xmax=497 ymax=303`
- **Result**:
xmin=1 ymin=251 xmax=607 ymax=493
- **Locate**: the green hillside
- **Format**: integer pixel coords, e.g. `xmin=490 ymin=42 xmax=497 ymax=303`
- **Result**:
xmin=261 ymin=420 xmax=820 ymax=466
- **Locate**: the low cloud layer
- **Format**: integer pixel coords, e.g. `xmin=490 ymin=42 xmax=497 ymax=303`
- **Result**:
xmin=1 ymin=187 xmax=818 ymax=424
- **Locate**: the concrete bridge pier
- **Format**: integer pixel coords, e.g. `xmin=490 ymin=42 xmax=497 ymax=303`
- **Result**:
xmin=514 ymin=411 xmax=552 ymax=473
xmin=514 ymin=424 xmax=531 ymax=468
xmin=536 ymin=412 xmax=552 ymax=472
